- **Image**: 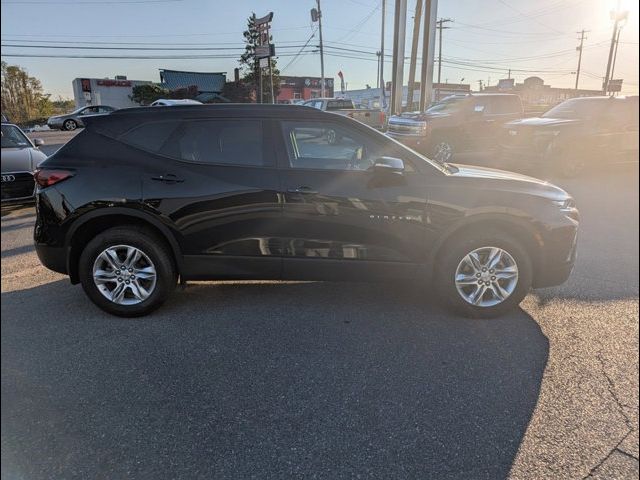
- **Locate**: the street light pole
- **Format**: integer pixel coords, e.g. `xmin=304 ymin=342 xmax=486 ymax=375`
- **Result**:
xmin=379 ymin=0 xmax=386 ymax=111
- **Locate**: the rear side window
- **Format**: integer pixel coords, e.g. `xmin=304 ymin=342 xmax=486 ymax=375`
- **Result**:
xmin=119 ymin=121 xmax=180 ymax=153
xmin=326 ymin=100 xmax=353 ymax=110
xmin=119 ymin=119 xmax=265 ymax=166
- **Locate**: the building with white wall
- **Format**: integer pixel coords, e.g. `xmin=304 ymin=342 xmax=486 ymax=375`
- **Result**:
xmin=72 ymin=76 xmax=152 ymax=109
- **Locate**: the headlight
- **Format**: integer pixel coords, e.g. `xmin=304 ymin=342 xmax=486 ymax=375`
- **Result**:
xmin=552 ymin=198 xmax=576 ymax=210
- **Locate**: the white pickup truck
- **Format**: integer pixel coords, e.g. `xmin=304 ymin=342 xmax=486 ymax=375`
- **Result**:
xmin=301 ymin=98 xmax=386 ymax=130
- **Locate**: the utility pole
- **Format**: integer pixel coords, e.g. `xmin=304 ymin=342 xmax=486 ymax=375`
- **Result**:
xmin=316 ymin=0 xmax=326 ymax=97
xmin=436 ymin=18 xmax=452 ymax=101
xmin=406 ymin=0 xmax=423 ymax=110
xmin=419 ymin=0 xmax=437 ymax=111
xmin=575 ymin=29 xmax=588 ymax=90
xmin=379 ymin=0 xmax=386 ymax=111
xmin=603 ymin=9 xmax=628 ymax=94
xmin=610 ymin=24 xmax=624 ymax=90
xmin=390 ymin=0 xmax=408 ymax=115
xmin=508 ymin=69 xmax=511 ymax=79
xmin=477 ymin=79 xmax=483 ymax=91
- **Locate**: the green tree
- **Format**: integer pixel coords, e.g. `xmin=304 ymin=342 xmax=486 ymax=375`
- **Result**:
xmin=129 ymin=83 xmax=170 ymax=105
xmin=239 ymin=14 xmax=281 ymax=103
xmin=1 ymin=61 xmax=52 ymax=123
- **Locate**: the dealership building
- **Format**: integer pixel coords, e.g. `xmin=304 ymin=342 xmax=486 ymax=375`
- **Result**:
xmin=277 ymin=76 xmax=335 ymax=102
xmin=72 ymin=76 xmax=152 ymax=109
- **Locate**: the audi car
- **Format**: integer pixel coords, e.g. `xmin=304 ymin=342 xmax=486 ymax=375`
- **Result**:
xmin=1 ymin=123 xmax=47 ymax=204
xmin=34 ymin=105 xmax=579 ymax=318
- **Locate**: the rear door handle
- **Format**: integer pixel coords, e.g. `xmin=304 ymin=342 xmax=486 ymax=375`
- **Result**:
xmin=151 ymin=174 xmax=184 ymax=184
xmin=287 ymin=186 xmax=318 ymax=194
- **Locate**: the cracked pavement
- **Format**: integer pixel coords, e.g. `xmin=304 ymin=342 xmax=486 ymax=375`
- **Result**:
xmin=1 ymin=138 xmax=638 ymax=479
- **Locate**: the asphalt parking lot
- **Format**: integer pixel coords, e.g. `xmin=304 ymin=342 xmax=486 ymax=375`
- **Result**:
xmin=2 ymin=131 xmax=638 ymax=479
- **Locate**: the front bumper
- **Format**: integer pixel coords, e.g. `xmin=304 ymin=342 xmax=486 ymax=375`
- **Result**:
xmin=533 ymin=217 xmax=579 ymax=288
xmin=47 ymin=118 xmax=64 ymax=129
xmin=1 ymin=172 xmax=35 ymax=203
xmin=386 ymin=131 xmax=430 ymax=152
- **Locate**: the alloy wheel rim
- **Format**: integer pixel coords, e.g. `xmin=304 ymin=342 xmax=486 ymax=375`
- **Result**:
xmin=434 ymin=142 xmax=452 ymax=162
xmin=454 ymin=246 xmax=519 ymax=307
xmin=92 ymin=244 xmax=157 ymax=305
xmin=64 ymin=120 xmax=76 ymax=130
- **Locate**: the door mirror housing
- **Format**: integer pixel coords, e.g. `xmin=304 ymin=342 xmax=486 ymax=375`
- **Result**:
xmin=372 ymin=156 xmax=404 ymax=173
xmin=33 ymin=138 xmax=45 ymax=147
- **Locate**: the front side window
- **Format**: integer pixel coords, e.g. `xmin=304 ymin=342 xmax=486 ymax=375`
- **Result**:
xmin=425 ymin=96 xmax=467 ymax=114
xmin=282 ymin=121 xmax=376 ymax=171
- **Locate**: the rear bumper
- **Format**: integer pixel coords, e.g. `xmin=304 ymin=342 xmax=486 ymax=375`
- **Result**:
xmin=35 ymin=244 xmax=68 ymax=275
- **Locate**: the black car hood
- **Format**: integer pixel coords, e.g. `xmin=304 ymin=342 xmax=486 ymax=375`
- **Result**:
xmin=506 ymin=117 xmax=580 ymax=128
xmin=448 ymin=163 xmax=569 ymax=200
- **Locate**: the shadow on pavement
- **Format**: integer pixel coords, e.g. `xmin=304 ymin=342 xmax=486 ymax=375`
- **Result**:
xmin=2 ymin=279 xmax=548 ymax=479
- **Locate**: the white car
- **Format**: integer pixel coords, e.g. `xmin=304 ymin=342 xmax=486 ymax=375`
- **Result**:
xmin=1 ymin=123 xmax=47 ymax=203
xmin=149 ymin=99 xmax=203 ymax=107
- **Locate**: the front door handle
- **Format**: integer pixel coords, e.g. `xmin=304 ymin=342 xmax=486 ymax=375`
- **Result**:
xmin=151 ymin=174 xmax=184 ymax=184
xmin=287 ymin=186 xmax=318 ymax=194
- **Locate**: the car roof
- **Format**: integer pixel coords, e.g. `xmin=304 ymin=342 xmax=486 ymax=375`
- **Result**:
xmin=86 ymin=103 xmax=336 ymax=137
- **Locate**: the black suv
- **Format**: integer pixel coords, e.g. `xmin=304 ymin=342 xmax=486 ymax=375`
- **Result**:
xmin=387 ymin=94 xmax=523 ymax=162
xmin=34 ymin=105 xmax=579 ymax=318
xmin=499 ymin=96 xmax=639 ymax=176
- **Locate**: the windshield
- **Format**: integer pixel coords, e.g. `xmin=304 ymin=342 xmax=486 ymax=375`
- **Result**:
xmin=425 ymin=96 xmax=467 ymax=114
xmin=542 ymin=99 xmax=609 ymax=119
xmin=1 ymin=125 xmax=32 ymax=148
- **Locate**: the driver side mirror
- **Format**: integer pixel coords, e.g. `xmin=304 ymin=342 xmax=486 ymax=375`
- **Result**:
xmin=372 ymin=156 xmax=404 ymax=173
xmin=33 ymin=138 xmax=45 ymax=147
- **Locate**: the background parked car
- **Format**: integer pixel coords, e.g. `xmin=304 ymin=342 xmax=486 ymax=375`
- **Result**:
xmin=301 ymin=98 xmax=387 ymax=131
xmin=149 ymin=99 xmax=203 ymax=106
xmin=1 ymin=123 xmax=46 ymax=203
xmin=387 ymin=93 xmax=524 ymax=162
xmin=499 ymin=96 xmax=639 ymax=177
xmin=47 ymin=105 xmax=116 ymax=131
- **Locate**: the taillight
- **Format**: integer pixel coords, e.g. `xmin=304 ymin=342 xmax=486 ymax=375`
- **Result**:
xmin=34 ymin=169 xmax=74 ymax=188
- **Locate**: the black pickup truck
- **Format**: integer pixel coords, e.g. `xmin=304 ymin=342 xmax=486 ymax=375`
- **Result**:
xmin=387 ymin=93 xmax=523 ymax=162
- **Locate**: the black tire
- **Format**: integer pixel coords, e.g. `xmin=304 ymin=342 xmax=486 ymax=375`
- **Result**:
xmin=435 ymin=232 xmax=533 ymax=318
xmin=62 ymin=119 xmax=77 ymax=131
xmin=78 ymin=226 xmax=177 ymax=317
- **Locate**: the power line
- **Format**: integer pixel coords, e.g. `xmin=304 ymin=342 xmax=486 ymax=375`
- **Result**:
xmin=0 ymin=43 xmax=307 ymax=51
xmin=280 ymin=29 xmax=317 ymax=73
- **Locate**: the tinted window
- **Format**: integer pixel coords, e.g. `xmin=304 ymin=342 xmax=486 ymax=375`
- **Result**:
xmin=282 ymin=121 xmax=376 ymax=171
xmin=119 ymin=121 xmax=181 ymax=153
xmin=543 ymin=99 xmax=609 ymax=119
xmin=98 ymin=106 xmax=115 ymax=113
xmin=162 ymin=120 xmax=264 ymax=166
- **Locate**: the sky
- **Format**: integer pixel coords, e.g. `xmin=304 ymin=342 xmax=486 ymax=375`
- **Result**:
xmin=1 ymin=0 xmax=639 ymax=99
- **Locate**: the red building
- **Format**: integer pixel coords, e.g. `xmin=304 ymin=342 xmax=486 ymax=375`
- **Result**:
xmin=277 ymin=76 xmax=334 ymax=103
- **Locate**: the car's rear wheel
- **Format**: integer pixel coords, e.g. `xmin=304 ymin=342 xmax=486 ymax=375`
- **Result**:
xmin=63 ymin=119 xmax=77 ymax=131
xmin=78 ymin=226 xmax=176 ymax=317
xmin=435 ymin=233 xmax=532 ymax=318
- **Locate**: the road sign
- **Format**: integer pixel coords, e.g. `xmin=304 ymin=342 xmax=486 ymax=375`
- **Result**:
xmin=255 ymin=44 xmax=275 ymax=59
xmin=259 ymin=57 xmax=269 ymax=68
xmin=606 ymin=79 xmax=623 ymax=92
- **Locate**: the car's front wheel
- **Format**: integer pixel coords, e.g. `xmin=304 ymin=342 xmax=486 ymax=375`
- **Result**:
xmin=63 ymin=119 xmax=78 ymax=131
xmin=436 ymin=233 xmax=532 ymax=318
xmin=78 ymin=226 xmax=177 ymax=317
